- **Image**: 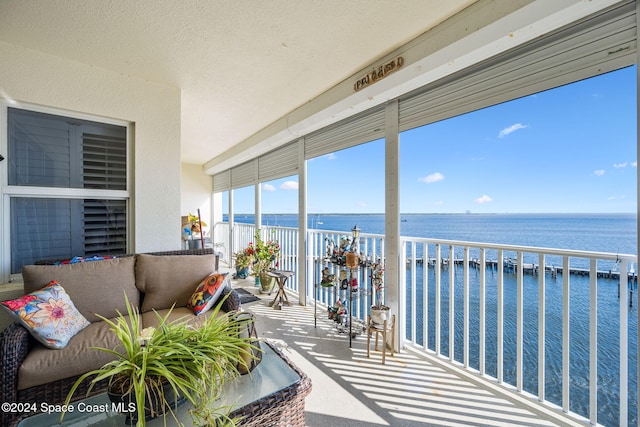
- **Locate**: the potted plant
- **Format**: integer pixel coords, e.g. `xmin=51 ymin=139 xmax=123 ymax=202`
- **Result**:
xmin=233 ymin=248 xmax=252 ymax=279
xmin=62 ymin=294 xmax=257 ymax=426
xmin=369 ymin=262 xmax=389 ymax=325
xmin=186 ymin=212 xmax=208 ymax=249
xmin=246 ymin=229 xmax=280 ymax=294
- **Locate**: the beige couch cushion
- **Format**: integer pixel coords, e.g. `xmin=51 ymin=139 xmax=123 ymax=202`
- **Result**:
xmin=22 ymin=257 xmax=138 ymax=323
xmin=135 ymin=254 xmax=217 ymax=313
xmin=18 ymin=318 xmax=133 ymax=390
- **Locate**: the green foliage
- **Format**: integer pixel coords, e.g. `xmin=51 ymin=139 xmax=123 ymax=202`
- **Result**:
xmin=62 ymin=294 xmax=259 ymax=426
xmin=233 ymin=248 xmax=253 ymax=269
xmin=246 ymin=229 xmax=280 ymax=276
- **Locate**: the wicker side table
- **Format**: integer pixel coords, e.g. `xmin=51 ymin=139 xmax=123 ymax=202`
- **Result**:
xmin=231 ymin=341 xmax=312 ymax=426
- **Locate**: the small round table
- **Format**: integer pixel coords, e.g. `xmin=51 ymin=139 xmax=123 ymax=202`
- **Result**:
xmin=267 ymin=270 xmax=295 ymax=310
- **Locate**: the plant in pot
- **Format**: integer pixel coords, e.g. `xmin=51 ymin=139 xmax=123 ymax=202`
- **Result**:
xmin=369 ymin=262 xmax=389 ymax=325
xmin=62 ymin=294 xmax=257 ymax=426
xmin=233 ymin=248 xmax=252 ymax=279
xmin=186 ymin=212 xmax=208 ymax=249
xmin=246 ymin=229 xmax=280 ymax=294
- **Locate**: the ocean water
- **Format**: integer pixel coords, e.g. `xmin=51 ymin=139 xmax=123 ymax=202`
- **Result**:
xmin=249 ymin=212 xmax=636 ymax=254
xmin=231 ymin=213 xmax=638 ymax=425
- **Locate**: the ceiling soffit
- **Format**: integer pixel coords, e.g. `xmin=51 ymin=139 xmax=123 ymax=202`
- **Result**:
xmin=204 ymin=0 xmax=623 ymax=175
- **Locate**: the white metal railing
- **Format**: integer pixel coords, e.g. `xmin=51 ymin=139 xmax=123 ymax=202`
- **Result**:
xmin=399 ymin=237 xmax=637 ymax=427
xmin=219 ymin=222 xmax=638 ymax=426
xmin=212 ymin=222 xmax=230 ymax=261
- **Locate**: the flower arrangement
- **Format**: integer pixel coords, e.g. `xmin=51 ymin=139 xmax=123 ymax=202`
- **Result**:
xmin=246 ymin=229 xmax=280 ymax=276
xmin=233 ymin=248 xmax=253 ymax=270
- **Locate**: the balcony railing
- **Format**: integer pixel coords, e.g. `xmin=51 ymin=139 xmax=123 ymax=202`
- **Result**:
xmin=215 ymin=221 xmax=638 ymax=426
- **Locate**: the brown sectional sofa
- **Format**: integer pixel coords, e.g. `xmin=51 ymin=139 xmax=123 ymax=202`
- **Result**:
xmin=0 ymin=248 xmax=239 ymax=426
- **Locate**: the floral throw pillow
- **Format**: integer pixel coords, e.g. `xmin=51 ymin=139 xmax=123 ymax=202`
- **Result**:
xmin=187 ymin=273 xmax=229 ymax=315
xmin=1 ymin=280 xmax=90 ymax=349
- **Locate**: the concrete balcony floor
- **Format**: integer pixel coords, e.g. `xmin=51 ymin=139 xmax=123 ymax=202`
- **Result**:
xmin=230 ymin=278 xmax=587 ymax=427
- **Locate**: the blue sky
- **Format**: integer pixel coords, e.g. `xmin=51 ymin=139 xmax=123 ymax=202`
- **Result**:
xmin=228 ymin=66 xmax=637 ymax=214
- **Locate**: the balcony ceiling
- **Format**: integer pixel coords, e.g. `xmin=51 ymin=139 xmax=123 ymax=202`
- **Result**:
xmin=0 ymin=0 xmax=475 ymax=165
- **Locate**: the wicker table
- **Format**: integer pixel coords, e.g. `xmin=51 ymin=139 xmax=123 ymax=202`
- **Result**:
xmin=15 ymin=341 xmax=311 ymax=427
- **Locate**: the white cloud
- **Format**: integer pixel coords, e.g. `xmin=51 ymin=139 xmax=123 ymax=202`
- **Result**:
xmin=613 ymin=162 xmax=628 ymax=168
xmin=433 ymin=201 xmax=444 ymax=206
xmin=632 ymin=161 xmax=638 ymax=168
xmin=418 ymin=172 xmax=445 ymax=184
xmin=262 ymin=183 xmax=276 ymax=191
xmin=498 ymin=123 xmax=528 ymax=138
xmin=326 ymin=153 xmax=337 ymax=160
xmin=280 ymin=180 xmax=298 ymax=190
xmin=594 ymin=169 xmax=605 ymax=176
xmin=474 ymin=194 xmax=493 ymax=204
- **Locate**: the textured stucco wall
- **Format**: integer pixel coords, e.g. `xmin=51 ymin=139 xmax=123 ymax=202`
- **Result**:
xmin=0 ymin=41 xmax=182 ymax=253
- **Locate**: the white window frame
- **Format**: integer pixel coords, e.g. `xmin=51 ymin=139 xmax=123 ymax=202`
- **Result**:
xmin=0 ymin=103 xmax=132 ymax=283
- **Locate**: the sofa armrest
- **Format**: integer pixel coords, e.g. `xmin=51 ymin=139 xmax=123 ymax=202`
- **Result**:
xmin=219 ymin=288 xmax=241 ymax=312
xmin=0 ymin=322 xmax=32 ymax=407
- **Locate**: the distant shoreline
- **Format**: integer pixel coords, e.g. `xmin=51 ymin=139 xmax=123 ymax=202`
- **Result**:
xmin=232 ymin=212 xmax=637 ymax=216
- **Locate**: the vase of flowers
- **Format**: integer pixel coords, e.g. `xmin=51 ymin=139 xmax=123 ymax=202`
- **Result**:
xmin=246 ymin=229 xmax=280 ymax=294
xmin=369 ymin=262 xmax=389 ymax=325
xmin=233 ymin=248 xmax=252 ymax=279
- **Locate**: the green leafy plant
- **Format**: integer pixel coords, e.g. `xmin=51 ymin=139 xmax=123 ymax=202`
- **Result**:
xmin=61 ymin=294 xmax=258 ymax=426
xmin=233 ymin=248 xmax=253 ymax=270
xmin=187 ymin=212 xmax=207 ymax=233
xmin=245 ymin=229 xmax=280 ymax=276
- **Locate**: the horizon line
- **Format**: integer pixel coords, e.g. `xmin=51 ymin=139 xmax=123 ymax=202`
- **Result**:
xmin=227 ymin=212 xmax=637 ymax=216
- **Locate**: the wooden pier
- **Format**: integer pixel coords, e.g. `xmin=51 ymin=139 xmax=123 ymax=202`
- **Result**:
xmin=405 ymin=257 xmax=638 ymax=281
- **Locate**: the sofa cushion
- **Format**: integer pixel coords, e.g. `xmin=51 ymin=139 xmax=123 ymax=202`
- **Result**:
xmin=2 ymin=281 xmax=90 ymax=349
xmin=135 ymin=254 xmax=217 ymax=313
xmin=22 ymin=257 xmax=138 ymax=323
xmin=187 ymin=272 xmax=230 ymax=315
xmin=17 ymin=317 xmax=134 ymax=390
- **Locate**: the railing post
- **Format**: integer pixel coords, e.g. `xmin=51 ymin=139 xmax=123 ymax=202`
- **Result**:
xmin=449 ymin=245 xmax=455 ymax=362
xmin=423 ymin=242 xmax=429 ymax=352
xmin=463 ymin=246 xmax=469 ymax=368
xmin=516 ymin=251 xmax=523 ymax=392
xmin=497 ymin=249 xmax=504 ymax=384
xmin=479 ymin=248 xmax=486 ymax=375
xmin=562 ymin=255 xmax=570 ymax=413
xmin=619 ymin=259 xmax=628 ymax=427
xmin=411 ymin=242 xmax=417 ymax=345
xmin=589 ymin=258 xmax=598 ymax=425
xmin=538 ymin=253 xmax=546 ymax=403
xmin=435 ymin=244 xmax=441 ymax=356
xmin=400 ymin=239 xmax=407 ymax=348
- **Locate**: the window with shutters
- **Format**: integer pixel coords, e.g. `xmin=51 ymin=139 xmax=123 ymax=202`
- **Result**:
xmin=3 ymin=107 xmax=129 ymax=278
